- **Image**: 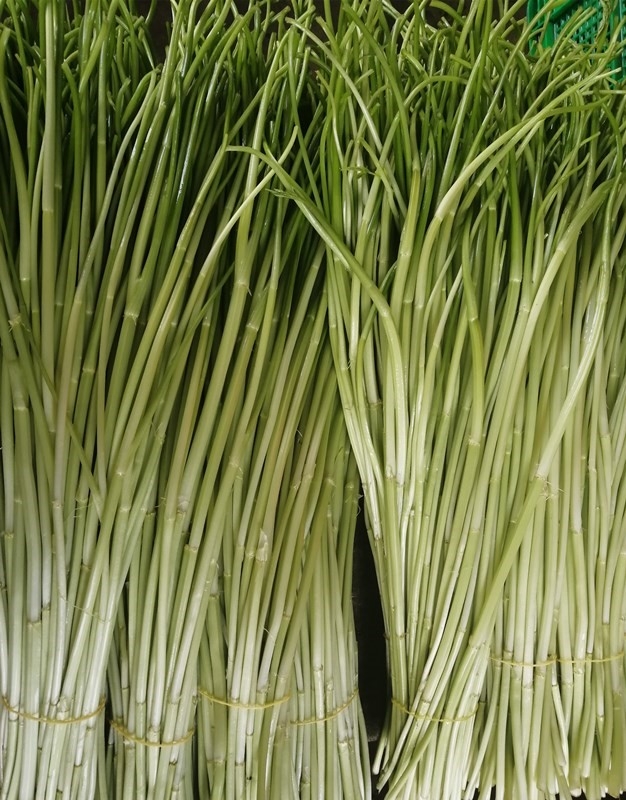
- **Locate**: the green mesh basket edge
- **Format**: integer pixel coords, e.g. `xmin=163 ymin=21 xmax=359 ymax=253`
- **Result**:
xmin=527 ymin=0 xmax=626 ymax=75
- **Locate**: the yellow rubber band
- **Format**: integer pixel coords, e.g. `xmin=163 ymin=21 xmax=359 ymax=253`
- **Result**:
xmin=197 ymin=687 xmax=290 ymax=711
xmin=559 ymin=651 xmax=624 ymax=665
xmin=109 ymin=719 xmax=194 ymax=748
xmin=489 ymin=651 xmax=624 ymax=668
xmin=1 ymin=696 xmax=106 ymax=725
xmin=490 ymin=655 xmax=556 ymax=668
xmin=391 ymin=697 xmax=477 ymax=724
xmin=291 ymin=688 xmax=359 ymax=727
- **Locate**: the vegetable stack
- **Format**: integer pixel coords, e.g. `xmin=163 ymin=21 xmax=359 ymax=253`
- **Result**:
xmin=2 ymin=1 xmax=626 ymax=799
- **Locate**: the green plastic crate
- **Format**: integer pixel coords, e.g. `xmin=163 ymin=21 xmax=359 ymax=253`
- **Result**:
xmin=527 ymin=0 xmax=626 ymax=76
